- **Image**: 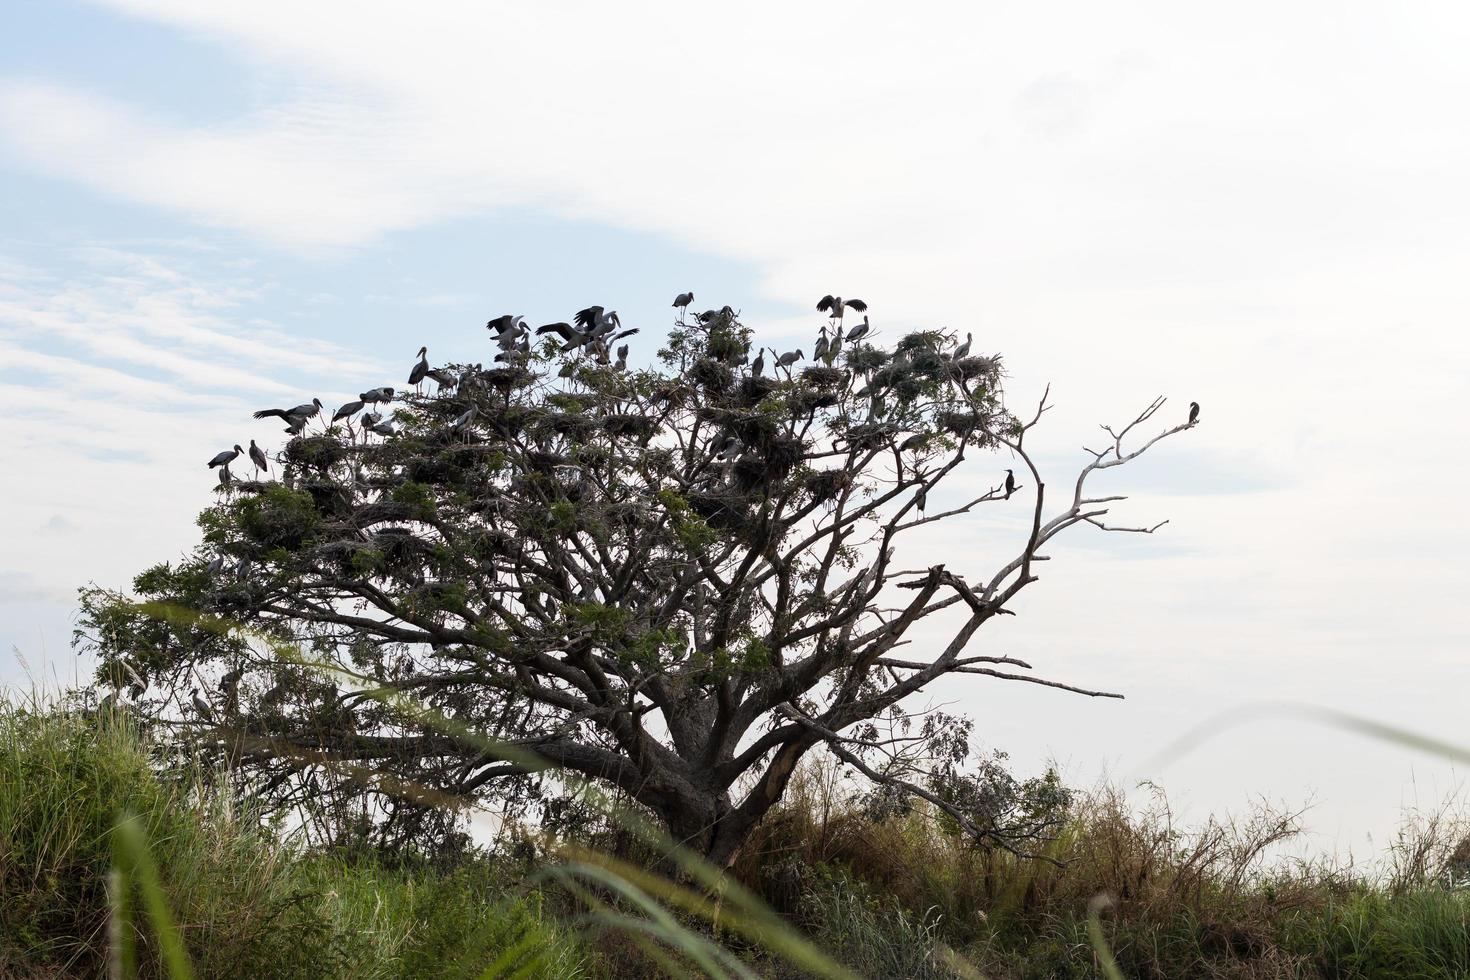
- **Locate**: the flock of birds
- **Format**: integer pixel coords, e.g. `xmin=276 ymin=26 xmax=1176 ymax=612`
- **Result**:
xmin=203 ymin=288 xmax=1202 ymax=504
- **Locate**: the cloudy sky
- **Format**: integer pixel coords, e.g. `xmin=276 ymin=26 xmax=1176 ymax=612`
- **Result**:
xmin=3 ymin=0 xmax=1468 ymax=856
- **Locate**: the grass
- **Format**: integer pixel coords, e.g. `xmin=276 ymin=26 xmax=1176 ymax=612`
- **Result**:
xmin=3 ymin=693 xmax=1470 ymax=978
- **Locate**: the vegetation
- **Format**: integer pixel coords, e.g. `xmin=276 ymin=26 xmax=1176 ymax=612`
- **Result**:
xmin=5 ymin=695 xmax=1470 ymax=979
xmin=74 ymin=305 xmax=1195 ymax=865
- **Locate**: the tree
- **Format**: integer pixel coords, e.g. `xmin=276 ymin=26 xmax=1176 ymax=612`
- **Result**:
xmin=77 ymin=302 xmax=1195 ymax=865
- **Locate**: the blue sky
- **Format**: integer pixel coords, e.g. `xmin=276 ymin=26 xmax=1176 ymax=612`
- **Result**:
xmin=4 ymin=0 xmax=1470 ymax=858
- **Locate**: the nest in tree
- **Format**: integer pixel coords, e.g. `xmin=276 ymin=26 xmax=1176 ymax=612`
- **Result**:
xmin=844 ymin=422 xmax=898 ymax=451
xmin=935 ymin=410 xmax=987 ymax=437
xmin=954 ymin=354 xmax=1000 ymax=381
xmin=705 ymin=330 xmax=748 ymax=364
xmin=689 ymin=357 xmax=735 ymax=392
xmin=548 ymin=392 xmax=601 ymax=413
xmin=803 ymin=468 xmax=853 ymax=504
xmin=788 ymin=388 xmax=842 ymax=415
xmin=846 ymin=346 xmax=889 ymax=375
xmin=907 ymin=349 xmax=949 ymax=377
xmin=478 ymin=367 xmax=536 ymax=391
xmin=404 ymin=453 xmax=467 ymax=486
xmin=650 ymin=383 xmax=689 ymax=407
xmin=602 ymin=413 xmax=659 ymax=440
xmin=737 ymin=376 xmax=780 ymax=405
xmin=283 ymin=435 xmax=346 ymax=470
xmin=687 ymin=489 xmax=752 ymax=531
xmin=800 ymin=366 xmax=846 ymax=389
xmin=546 ymin=412 xmax=598 ymax=441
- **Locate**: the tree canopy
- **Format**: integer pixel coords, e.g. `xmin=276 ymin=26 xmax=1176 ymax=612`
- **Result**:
xmin=78 ymin=300 xmax=1196 ymax=864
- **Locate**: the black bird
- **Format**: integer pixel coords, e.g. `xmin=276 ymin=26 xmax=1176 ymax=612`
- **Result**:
xmin=253 ymin=398 xmax=322 ymax=423
xmin=408 ymin=346 xmax=430 ymax=387
xmin=814 ymin=327 xmax=830 ymax=364
xmin=205 ymin=554 xmax=225 ymax=575
xmin=953 ymin=332 xmax=972 ymax=360
xmin=332 ymin=399 xmax=363 ymax=424
xmin=1188 ymin=401 xmax=1200 ymax=424
xmin=846 ymin=316 xmax=871 ymax=344
xmin=217 ymin=465 xmax=233 ymax=488
xmin=207 ymin=445 xmax=242 ymax=468
xmin=900 ymin=433 xmax=925 ymax=452
xmin=359 ymin=387 xmax=394 ymax=404
xmin=426 ymin=368 xmax=458 ymax=389
xmin=915 ymin=484 xmax=927 ymax=512
xmin=573 ymin=306 xmax=607 ymax=331
xmin=248 ymin=439 xmax=268 ymax=474
xmin=751 ymin=348 xmax=766 ymax=377
xmin=672 ymin=291 xmax=694 ymax=314
xmin=283 ymin=415 xmax=307 ymax=436
xmin=1004 ymin=469 xmax=1016 ymax=499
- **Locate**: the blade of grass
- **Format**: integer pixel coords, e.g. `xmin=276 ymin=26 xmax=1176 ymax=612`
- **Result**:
xmin=112 ymin=814 xmax=196 ymax=980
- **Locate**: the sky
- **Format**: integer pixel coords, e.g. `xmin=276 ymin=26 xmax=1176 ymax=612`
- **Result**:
xmin=2 ymin=0 xmax=1468 ymax=859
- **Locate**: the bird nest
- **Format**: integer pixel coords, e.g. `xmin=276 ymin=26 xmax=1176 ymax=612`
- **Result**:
xmin=787 ymin=389 xmax=842 ymax=415
xmin=405 ymin=451 xmax=470 ymax=486
xmin=687 ymin=489 xmax=753 ymax=531
xmin=800 ymin=366 xmax=846 ymax=389
xmin=545 ymin=412 xmax=599 ymax=440
xmin=953 ymin=355 xmax=1000 ymax=381
xmin=602 ymin=413 xmax=659 ymax=440
xmin=283 ymin=435 xmax=347 ymax=469
xmin=477 ymin=367 xmax=536 ymax=391
xmin=737 ymin=376 xmax=780 ymax=405
xmin=689 ymin=357 xmax=735 ymax=392
xmin=802 ymin=468 xmax=853 ymax=504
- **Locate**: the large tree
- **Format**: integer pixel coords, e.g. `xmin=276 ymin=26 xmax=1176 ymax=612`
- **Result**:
xmin=78 ymin=301 xmax=1195 ymax=864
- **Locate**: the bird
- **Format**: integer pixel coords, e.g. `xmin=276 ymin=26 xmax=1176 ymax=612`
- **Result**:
xmin=204 ymin=554 xmax=225 ymax=575
xmin=900 ymin=433 xmax=926 ymax=452
xmin=716 ymin=436 xmax=743 ymax=461
xmin=283 ymin=415 xmax=308 ymax=436
xmin=359 ymin=387 xmax=394 ymax=404
xmin=846 ymin=316 xmax=871 ymax=344
xmin=697 ymin=305 xmax=736 ymax=326
xmin=408 ymin=347 xmax=430 ymax=388
xmin=1004 ymin=469 xmax=1016 ymax=499
xmin=775 ymin=349 xmax=804 ymax=373
xmin=217 ymin=465 xmax=233 ymax=487
xmin=751 ymin=348 xmax=766 ymax=378
xmin=537 ymin=321 xmax=593 ymax=352
xmin=614 ymin=344 xmax=629 ymax=372
xmin=953 ymin=332 xmax=972 ymax=360
xmin=915 ymin=484 xmax=927 ymax=512
xmin=190 ymin=687 xmax=215 ymax=723
xmin=817 ymin=295 xmax=868 ymax=320
xmin=486 ymin=314 xmax=525 ymax=344
xmin=426 ymin=368 xmax=458 ymax=390
xmin=672 ymin=292 xmax=694 ymax=317
xmin=248 ymin=439 xmax=268 ymax=474
xmin=1188 ymin=401 xmax=1200 ymax=424
xmin=366 ymin=416 xmax=398 ymax=437
xmin=206 ymin=445 xmax=242 ymax=468
xmin=449 ymin=406 xmax=477 ymax=431
xmin=253 ymin=398 xmax=322 ymax=423
xmin=814 ymin=328 xmax=830 ymax=364
xmin=827 ymin=329 xmax=844 ymax=365
xmin=332 ymin=400 xmax=364 ymax=424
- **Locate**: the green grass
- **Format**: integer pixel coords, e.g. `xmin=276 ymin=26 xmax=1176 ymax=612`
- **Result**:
xmin=4 ymin=694 xmax=1470 ymax=979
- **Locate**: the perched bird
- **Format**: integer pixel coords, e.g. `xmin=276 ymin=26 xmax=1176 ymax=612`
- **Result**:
xmin=953 ymin=332 xmax=972 ymax=360
xmin=817 ymin=295 xmax=868 ymax=320
xmin=614 ymin=343 xmax=629 ymax=372
xmin=359 ymin=387 xmax=394 ymax=404
xmin=217 ymin=465 xmax=233 ymax=487
xmin=190 ymin=687 xmax=215 ymax=723
xmin=900 ymin=433 xmax=926 ymax=452
xmin=814 ymin=328 xmax=830 ymax=364
xmin=486 ymin=314 xmax=525 ymax=344
xmin=283 ymin=415 xmax=307 ymax=436
xmin=1188 ymin=401 xmax=1200 ymax=424
xmin=408 ymin=347 xmax=430 ymax=388
xmin=751 ymin=348 xmax=766 ymax=378
xmin=332 ymin=399 xmax=364 ymax=424
xmin=915 ymin=484 xmax=927 ymax=512
xmin=449 ymin=406 xmax=477 ymax=431
xmin=366 ymin=416 xmax=399 ymax=437
xmin=254 ymin=398 xmax=322 ymax=423
xmin=248 ymin=439 xmax=268 ymax=474
xmin=235 ymin=557 xmax=252 ymax=579
xmin=697 ymin=305 xmax=735 ymax=326
xmin=846 ymin=316 xmax=871 ymax=344
xmin=426 ymin=368 xmax=458 ymax=389
xmin=827 ymin=329 xmax=844 ymax=365
xmin=205 ymin=554 xmax=225 ymax=575
xmin=1004 ymin=469 xmax=1016 ymax=500
xmin=776 ymin=349 xmax=804 ymax=371
xmin=206 ymin=445 xmax=243 ymax=468
xmin=672 ymin=291 xmax=694 ymax=316
xmin=537 ymin=321 xmax=593 ymax=352
xmin=717 ymin=436 xmax=743 ymax=461
xmin=360 ymin=411 xmax=383 ymax=427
